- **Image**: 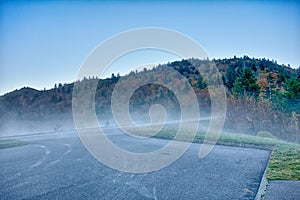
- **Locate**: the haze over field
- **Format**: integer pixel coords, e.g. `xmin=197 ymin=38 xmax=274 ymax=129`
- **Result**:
xmin=0 ymin=57 xmax=299 ymax=144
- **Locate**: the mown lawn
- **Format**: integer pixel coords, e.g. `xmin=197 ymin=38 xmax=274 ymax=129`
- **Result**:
xmin=266 ymin=144 xmax=300 ymax=180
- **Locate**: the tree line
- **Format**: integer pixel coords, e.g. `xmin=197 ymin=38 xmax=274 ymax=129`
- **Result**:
xmin=0 ymin=56 xmax=299 ymax=142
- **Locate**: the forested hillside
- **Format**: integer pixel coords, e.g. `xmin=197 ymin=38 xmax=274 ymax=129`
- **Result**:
xmin=1 ymin=56 xmax=299 ymax=142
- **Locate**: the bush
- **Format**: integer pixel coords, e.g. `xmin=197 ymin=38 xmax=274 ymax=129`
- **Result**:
xmin=54 ymin=124 xmax=63 ymax=132
xmin=257 ymin=131 xmax=276 ymax=139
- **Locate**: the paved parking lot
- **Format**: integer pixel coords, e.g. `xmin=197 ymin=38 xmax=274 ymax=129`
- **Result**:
xmin=0 ymin=129 xmax=270 ymax=199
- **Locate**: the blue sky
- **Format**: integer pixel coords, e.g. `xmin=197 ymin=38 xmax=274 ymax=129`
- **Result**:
xmin=1 ymin=0 xmax=299 ymax=95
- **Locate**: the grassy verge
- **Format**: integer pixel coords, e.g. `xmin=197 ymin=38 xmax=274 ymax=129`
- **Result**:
xmin=0 ymin=139 xmax=28 ymax=149
xmin=266 ymin=144 xmax=300 ymax=180
xmin=127 ymin=123 xmax=300 ymax=180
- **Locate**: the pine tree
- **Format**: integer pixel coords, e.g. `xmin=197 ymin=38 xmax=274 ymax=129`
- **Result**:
xmin=285 ymin=78 xmax=300 ymax=100
xmin=233 ymin=67 xmax=260 ymax=99
xmin=225 ymin=66 xmax=237 ymax=91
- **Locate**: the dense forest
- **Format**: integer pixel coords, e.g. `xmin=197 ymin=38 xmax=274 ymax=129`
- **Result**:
xmin=0 ymin=56 xmax=299 ymax=142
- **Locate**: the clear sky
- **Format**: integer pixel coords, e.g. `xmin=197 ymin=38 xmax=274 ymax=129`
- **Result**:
xmin=1 ymin=0 xmax=299 ymax=95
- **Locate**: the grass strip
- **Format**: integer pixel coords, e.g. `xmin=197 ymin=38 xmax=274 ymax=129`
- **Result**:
xmin=0 ymin=139 xmax=28 ymax=149
xmin=266 ymin=144 xmax=300 ymax=180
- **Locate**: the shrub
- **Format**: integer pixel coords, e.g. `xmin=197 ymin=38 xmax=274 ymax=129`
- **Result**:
xmin=257 ymin=131 xmax=276 ymax=139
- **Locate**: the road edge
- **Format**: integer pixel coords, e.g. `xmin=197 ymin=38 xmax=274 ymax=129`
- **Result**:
xmin=255 ymin=149 xmax=272 ymax=200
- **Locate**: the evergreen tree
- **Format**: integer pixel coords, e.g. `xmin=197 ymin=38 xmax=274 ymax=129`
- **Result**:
xmin=233 ymin=67 xmax=260 ymax=99
xmin=225 ymin=66 xmax=237 ymax=91
xmin=285 ymin=77 xmax=300 ymax=100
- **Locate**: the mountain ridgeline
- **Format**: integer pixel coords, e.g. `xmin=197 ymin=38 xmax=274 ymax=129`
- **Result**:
xmin=0 ymin=56 xmax=299 ymax=142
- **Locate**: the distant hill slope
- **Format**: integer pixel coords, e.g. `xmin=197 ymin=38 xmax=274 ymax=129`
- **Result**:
xmin=0 ymin=56 xmax=299 ymax=142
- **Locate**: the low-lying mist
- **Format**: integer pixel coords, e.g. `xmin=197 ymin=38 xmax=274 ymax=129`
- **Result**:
xmin=0 ymin=57 xmax=299 ymax=144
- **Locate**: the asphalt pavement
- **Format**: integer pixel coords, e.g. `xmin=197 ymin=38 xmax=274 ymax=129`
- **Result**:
xmin=0 ymin=129 xmax=270 ymax=199
xmin=264 ymin=180 xmax=300 ymax=200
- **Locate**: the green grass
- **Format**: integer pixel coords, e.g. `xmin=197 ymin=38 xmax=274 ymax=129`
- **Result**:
xmin=0 ymin=139 xmax=27 ymax=149
xmin=267 ymin=144 xmax=300 ymax=180
xmin=128 ymin=123 xmax=300 ymax=180
xmin=256 ymin=131 xmax=276 ymax=139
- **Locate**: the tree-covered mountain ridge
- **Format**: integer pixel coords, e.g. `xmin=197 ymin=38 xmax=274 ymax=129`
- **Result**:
xmin=1 ymin=56 xmax=299 ymax=142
